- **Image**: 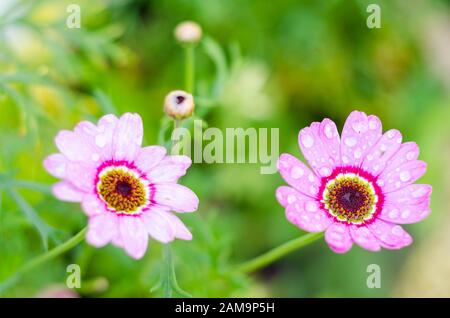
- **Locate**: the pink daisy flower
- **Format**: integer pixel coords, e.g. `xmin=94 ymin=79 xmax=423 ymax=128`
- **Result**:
xmin=44 ymin=113 xmax=198 ymax=259
xmin=276 ymin=111 xmax=431 ymax=253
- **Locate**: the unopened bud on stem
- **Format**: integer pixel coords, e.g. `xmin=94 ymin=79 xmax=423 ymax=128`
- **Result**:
xmin=164 ymin=90 xmax=195 ymax=120
xmin=174 ymin=21 xmax=202 ymax=44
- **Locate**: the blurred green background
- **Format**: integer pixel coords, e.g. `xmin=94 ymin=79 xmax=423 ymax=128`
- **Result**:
xmin=0 ymin=0 xmax=449 ymax=297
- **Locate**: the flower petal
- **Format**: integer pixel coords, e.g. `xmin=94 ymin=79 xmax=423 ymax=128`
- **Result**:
xmin=95 ymin=114 xmax=119 ymax=160
xmin=55 ymin=130 xmax=98 ymax=164
xmin=162 ymin=211 xmax=193 ymax=240
xmin=378 ymin=160 xmax=427 ymax=193
xmin=349 ymin=225 xmax=381 ymax=251
xmin=146 ymin=155 xmax=192 ymax=183
xmin=340 ymin=111 xmax=382 ymax=166
xmin=118 ymin=216 xmax=149 ymax=259
xmin=112 ymin=113 xmax=143 ymax=162
xmin=135 ymin=146 xmax=167 ymax=173
xmin=141 ymin=208 xmax=175 ymax=243
xmin=325 ymin=223 xmax=353 ymax=253
xmin=384 ymin=184 xmax=432 ymax=206
xmin=361 ymin=129 xmax=402 ymax=175
xmin=65 ymin=161 xmax=96 ymax=193
xmin=43 ymin=154 xmax=68 ymax=178
xmin=86 ymin=213 xmax=119 ymax=247
xmin=285 ymin=199 xmax=332 ymax=232
xmin=276 ymin=186 xmax=302 ymax=208
xmin=381 ymin=142 xmax=420 ymax=174
xmin=81 ymin=194 xmax=106 ymax=216
xmin=153 ymin=183 xmax=199 ymax=213
xmin=298 ymin=119 xmax=340 ymax=177
xmin=277 ymin=153 xmax=321 ymax=197
xmin=52 ymin=182 xmax=84 ymax=202
xmin=379 ymin=200 xmax=431 ymax=224
xmin=367 ymin=219 xmax=413 ymax=249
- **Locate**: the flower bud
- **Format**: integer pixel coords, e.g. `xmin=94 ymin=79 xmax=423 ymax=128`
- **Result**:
xmin=174 ymin=21 xmax=202 ymax=44
xmin=164 ymin=90 xmax=195 ymax=120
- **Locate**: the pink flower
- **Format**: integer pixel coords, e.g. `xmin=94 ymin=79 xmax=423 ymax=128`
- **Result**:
xmin=44 ymin=113 xmax=198 ymax=259
xmin=276 ymin=111 xmax=431 ymax=253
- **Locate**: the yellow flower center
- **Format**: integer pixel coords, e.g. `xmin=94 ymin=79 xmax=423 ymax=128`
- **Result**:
xmin=97 ymin=166 xmax=149 ymax=214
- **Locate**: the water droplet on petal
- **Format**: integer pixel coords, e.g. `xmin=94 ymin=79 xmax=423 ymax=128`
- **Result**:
xmin=391 ymin=225 xmax=403 ymax=236
xmin=406 ymin=151 xmax=416 ymax=160
xmin=354 ymin=149 xmax=362 ymax=159
xmin=401 ymin=210 xmax=411 ymax=219
xmin=352 ymin=121 xmax=368 ymax=133
xmin=344 ymin=137 xmax=357 ymax=147
xmin=399 ymin=171 xmax=411 ymax=182
xmin=320 ymin=167 xmax=331 ymax=176
xmin=291 ymin=166 xmax=304 ymax=179
xmin=95 ymin=134 xmax=107 ymax=148
xmin=369 ymin=118 xmax=379 ymax=130
xmin=387 ymin=131 xmax=395 ymax=139
xmin=287 ymin=195 xmax=297 ymax=204
xmin=91 ymin=153 xmax=100 ymax=162
xmin=324 ymin=124 xmax=333 ymax=138
xmin=306 ymin=201 xmax=318 ymax=212
xmin=389 ymin=209 xmax=399 ymax=219
xmin=301 ymin=134 xmax=314 ymax=148
xmin=412 ymin=187 xmax=427 ymax=198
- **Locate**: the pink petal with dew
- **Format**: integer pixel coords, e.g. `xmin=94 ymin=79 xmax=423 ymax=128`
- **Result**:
xmin=52 ymin=181 xmax=84 ymax=202
xmin=298 ymin=119 xmax=340 ymax=177
xmin=325 ymin=222 xmax=353 ymax=253
xmin=135 ymin=146 xmax=167 ymax=173
xmin=95 ymin=114 xmax=119 ymax=160
xmin=112 ymin=113 xmax=143 ymax=162
xmin=81 ymin=194 xmax=107 ymax=216
xmin=379 ymin=142 xmax=420 ymax=175
xmin=43 ymin=154 xmax=68 ymax=178
xmin=277 ymin=153 xmax=321 ymax=197
xmin=378 ymin=160 xmax=427 ymax=193
xmin=379 ymin=201 xmax=431 ymax=224
xmin=349 ymin=225 xmax=381 ymax=251
xmin=276 ymin=186 xmax=302 ymax=208
xmin=141 ymin=208 xmax=175 ymax=243
xmin=385 ymin=184 xmax=432 ymax=205
xmin=367 ymin=219 xmax=413 ymax=249
xmin=382 ymin=184 xmax=432 ymax=225
xmin=153 ymin=183 xmax=199 ymax=213
xmin=118 ymin=216 xmax=149 ymax=259
xmin=86 ymin=212 xmax=119 ymax=248
xmin=340 ymin=111 xmax=382 ymax=166
xmin=146 ymin=155 xmax=192 ymax=183
xmin=361 ymin=129 xmax=402 ymax=176
xmin=285 ymin=199 xmax=332 ymax=232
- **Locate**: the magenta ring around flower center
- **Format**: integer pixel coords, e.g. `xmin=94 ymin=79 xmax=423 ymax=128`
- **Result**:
xmin=94 ymin=160 xmax=156 ymax=216
xmin=317 ymin=166 xmax=385 ymax=226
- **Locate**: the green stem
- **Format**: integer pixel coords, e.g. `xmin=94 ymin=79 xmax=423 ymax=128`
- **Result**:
xmin=0 ymin=226 xmax=87 ymax=294
xmin=234 ymin=232 xmax=324 ymax=274
xmin=162 ymin=244 xmax=173 ymax=298
xmin=184 ymin=44 xmax=195 ymax=93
